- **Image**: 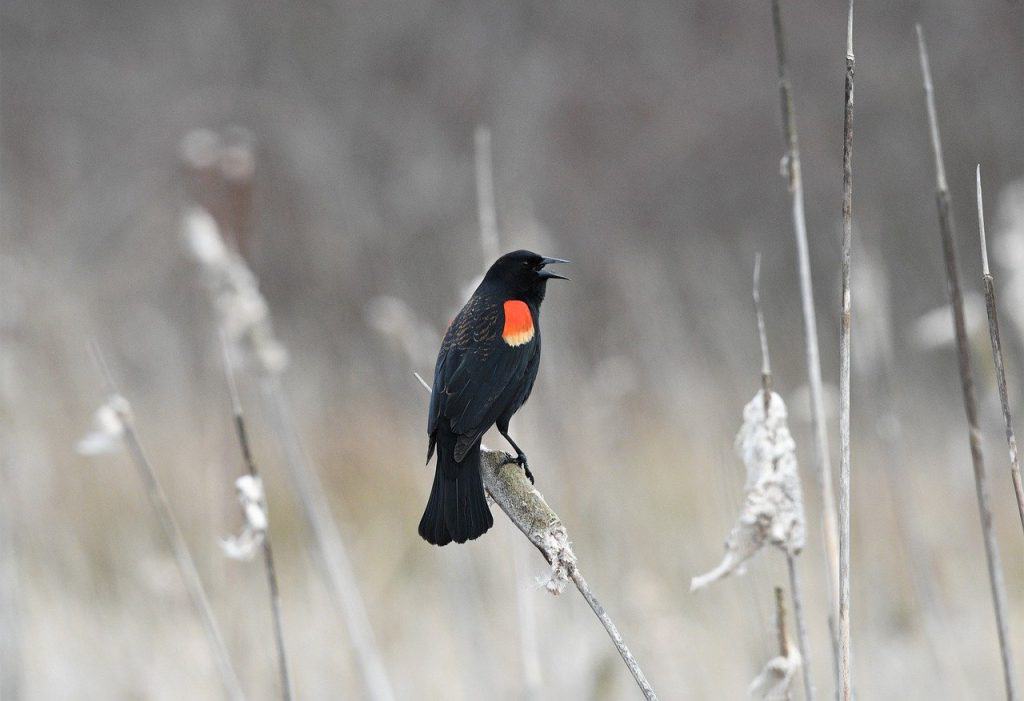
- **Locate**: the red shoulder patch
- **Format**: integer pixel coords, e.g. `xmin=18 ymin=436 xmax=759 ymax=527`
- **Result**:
xmin=502 ymin=300 xmax=534 ymax=346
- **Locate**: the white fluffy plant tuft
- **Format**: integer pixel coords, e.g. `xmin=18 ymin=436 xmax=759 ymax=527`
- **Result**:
xmin=691 ymin=391 xmax=807 ymax=591
xmin=221 ymin=475 xmax=268 ymax=561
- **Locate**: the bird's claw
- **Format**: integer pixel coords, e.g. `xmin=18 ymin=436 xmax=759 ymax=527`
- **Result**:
xmin=502 ymin=453 xmax=534 ymax=485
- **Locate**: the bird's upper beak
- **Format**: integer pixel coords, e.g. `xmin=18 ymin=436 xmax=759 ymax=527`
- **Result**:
xmin=537 ymin=257 xmax=571 ymax=281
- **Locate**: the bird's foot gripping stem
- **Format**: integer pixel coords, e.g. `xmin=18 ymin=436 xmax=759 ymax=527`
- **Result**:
xmin=501 ymin=453 xmax=534 ymax=484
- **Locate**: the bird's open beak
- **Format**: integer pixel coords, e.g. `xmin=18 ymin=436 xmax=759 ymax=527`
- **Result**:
xmin=538 ymin=257 xmax=571 ymax=281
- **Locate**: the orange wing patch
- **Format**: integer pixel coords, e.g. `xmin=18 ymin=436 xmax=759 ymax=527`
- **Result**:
xmin=502 ymin=300 xmax=534 ymax=347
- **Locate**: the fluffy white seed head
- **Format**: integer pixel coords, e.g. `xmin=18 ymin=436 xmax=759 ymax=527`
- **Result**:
xmin=691 ymin=391 xmax=807 ymax=591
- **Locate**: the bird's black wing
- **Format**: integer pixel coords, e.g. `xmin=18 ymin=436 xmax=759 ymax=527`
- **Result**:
xmin=428 ymin=294 xmax=536 ymax=461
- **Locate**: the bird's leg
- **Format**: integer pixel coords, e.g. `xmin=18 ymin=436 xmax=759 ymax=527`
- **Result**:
xmin=498 ymin=429 xmax=533 ymax=484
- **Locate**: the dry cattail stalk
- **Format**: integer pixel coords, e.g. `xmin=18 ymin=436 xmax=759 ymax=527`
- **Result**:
xmin=752 ymin=255 xmax=815 ymax=701
xmin=916 ymin=26 xmax=1018 ymax=701
xmin=479 ymin=449 xmax=659 ymax=700
xmin=769 ymin=1 xmax=842 ymax=682
xmin=80 ymin=347 xmax=245 ymax=701
xmin=221 ymin=339 xmax=293 ymax=700
xmin=749 ymin=587 xmax=802 ymax=701
xmin=976 ymin=166 xmax=1024 ymax=535
xmin=183 ymin=205 xmax=395 ymax=701
xmin=837 ymin=2 xmax=855 ymax=698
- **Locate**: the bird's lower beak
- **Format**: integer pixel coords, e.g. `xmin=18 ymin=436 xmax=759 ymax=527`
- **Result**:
xmin=538 ymin=257 xmax=571 ymax=281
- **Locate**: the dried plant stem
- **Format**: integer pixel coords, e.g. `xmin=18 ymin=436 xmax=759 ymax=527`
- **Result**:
xmin=977 ymin=167 xmax=1024 ymax=534
xmin=474 ymin=126 xmax=501 ymax=265
xmin=474 ymin=124 xmax=544 ymax=699
xmin=916 ymin=26 xmax=1018 ymax=701
xmin=754 ymin=255 xmax=814 ymax=701
xmin=89 ymin=345 xmax=245 ymax=701
xmin=479 ymin=450 xmax=659 ymax=700
xmin=221 ymin=342 xmax=293 ymax=701
xmin=786 ymin=556 xmax=813 ymax=701
xmin=257 ymin=375 xmax=395 ymax=701
xmin=838 ymin=3 xmax=855 ymax=700
xmin=770 ymin=2 xmax=842 ymax=686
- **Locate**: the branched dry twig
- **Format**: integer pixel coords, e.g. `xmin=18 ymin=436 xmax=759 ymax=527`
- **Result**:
xmin=916 ymin=27 xmax=1018 ymax=701
xmin=479 ymin=450 xmax=659 ymax=701
xmin=770 ymin=2 xmax=842 ymax=685
xmin=85 ymin=344 xmax=245 ymax=701
xmin=838 ymin=3 xmax=855 ymax=699
xmin=220 ymin=338 xmax=294 ymax=701
xmin=977 ymin=166 xmax=1024 ymax=535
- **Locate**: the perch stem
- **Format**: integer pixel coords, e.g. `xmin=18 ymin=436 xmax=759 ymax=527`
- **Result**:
xmin=479 ymin=451 xmax=659 ymax=700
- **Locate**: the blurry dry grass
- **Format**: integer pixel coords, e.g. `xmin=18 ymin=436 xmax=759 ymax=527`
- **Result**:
xmin=2 ymin=1 xmax=1024 ymax=699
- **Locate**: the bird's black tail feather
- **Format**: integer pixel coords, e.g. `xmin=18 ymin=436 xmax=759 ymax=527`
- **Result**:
xmin=418 ymin=432 xmax=492 ymax=546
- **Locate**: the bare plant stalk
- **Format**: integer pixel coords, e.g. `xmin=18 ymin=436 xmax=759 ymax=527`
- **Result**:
xmin=775 ymin=586 xmax=790 ymax=659
xmin=257 ymin=376 xmax=395 ymax=701
xmin=786 ymin=556 xmax=813 ymax=701
xmin=221 ymin=340 xmax=293 ymax=701
xmin=770 ymin=2 xmax=842 ymax=685
xmin=977 ymin=166 xmax=1024 ymax=534
xmin=89 ymin=345 xmax=245 ymax=701
xmin=474 ymin=124 xmax=544 ymax=698
xmin=916 ymin=27 xmax=1018 ymax=701
xmin=754 ymin=255 xmax=814 ymax=701
xmin=838 ymin=3 xmax=855 ymax=700
xmin=479 ymin=450 xmax=659 ymax=700
xmin=474 ymin=126 xmax=501 ymax=265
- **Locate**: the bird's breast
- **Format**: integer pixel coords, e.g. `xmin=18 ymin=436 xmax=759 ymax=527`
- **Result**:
xmin=501 ymin=300 xmax=535 ymax=347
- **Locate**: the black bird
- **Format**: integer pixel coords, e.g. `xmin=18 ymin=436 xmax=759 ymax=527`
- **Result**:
xmin=419 ymin=250 xmax=569 ymax=545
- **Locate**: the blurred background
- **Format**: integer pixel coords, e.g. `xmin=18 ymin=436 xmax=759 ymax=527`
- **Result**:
xmin=2 ymin=0 xmax=1023 ymax=698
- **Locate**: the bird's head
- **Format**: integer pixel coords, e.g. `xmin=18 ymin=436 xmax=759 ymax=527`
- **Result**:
xmin=481 ymin=250 xmax=570 ymax=303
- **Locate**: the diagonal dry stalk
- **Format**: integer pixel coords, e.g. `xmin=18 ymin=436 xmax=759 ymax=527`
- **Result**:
xmin=479 ymin=450 xmax=659 ymax=700
xmin=770 ymin=0 xmax=842 ymax=687
xmin=257 ymin=375 xmax=395 ymax=701
xmin=976 ymin=166 xmax=1024 ymax=535
xmin=88 ymin=344 xmax=245 ymax=701
xmin=220 ymin=338 xmax=293 ymax=701
xmin=754 ymin=254 xmax=814 ymax=701
xmin=916 ymin=26 xmax=1018 ymax=701
xmin=837 ymin=2 xmax=855 ymax=699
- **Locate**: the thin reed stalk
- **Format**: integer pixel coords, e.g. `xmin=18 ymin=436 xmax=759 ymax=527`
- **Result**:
xmin=837 ymin=3 xmax=855 ymax=699
xmin=221 ymin=339 xmax=293 ymax=701
xmin=88 ymin=344 xmax=245 ymax=701
xmin=754 ymin=254 xmax=814 ymax=701
xmin=257 ymin=375 xmax=395 ymax=701
xmin=474 ymin=126 xmax=501 ymax=265
xmin=769 ymin=2 xmax=842 ymax=686
xmin=474 ymin=124 xmax=544 ymax=699
xmin=976 ymin=166 xmax=1024 ymax=535
xmin=916 ymin=26 xmax=1018 ymax=701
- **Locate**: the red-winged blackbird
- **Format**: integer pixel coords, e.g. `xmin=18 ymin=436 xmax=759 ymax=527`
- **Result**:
xmin=419 ymin=250 xmax=569 ymax=546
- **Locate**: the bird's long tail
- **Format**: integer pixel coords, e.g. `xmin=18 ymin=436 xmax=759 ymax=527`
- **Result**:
xmin=418 ymin=431 xmax=493 ymax=546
